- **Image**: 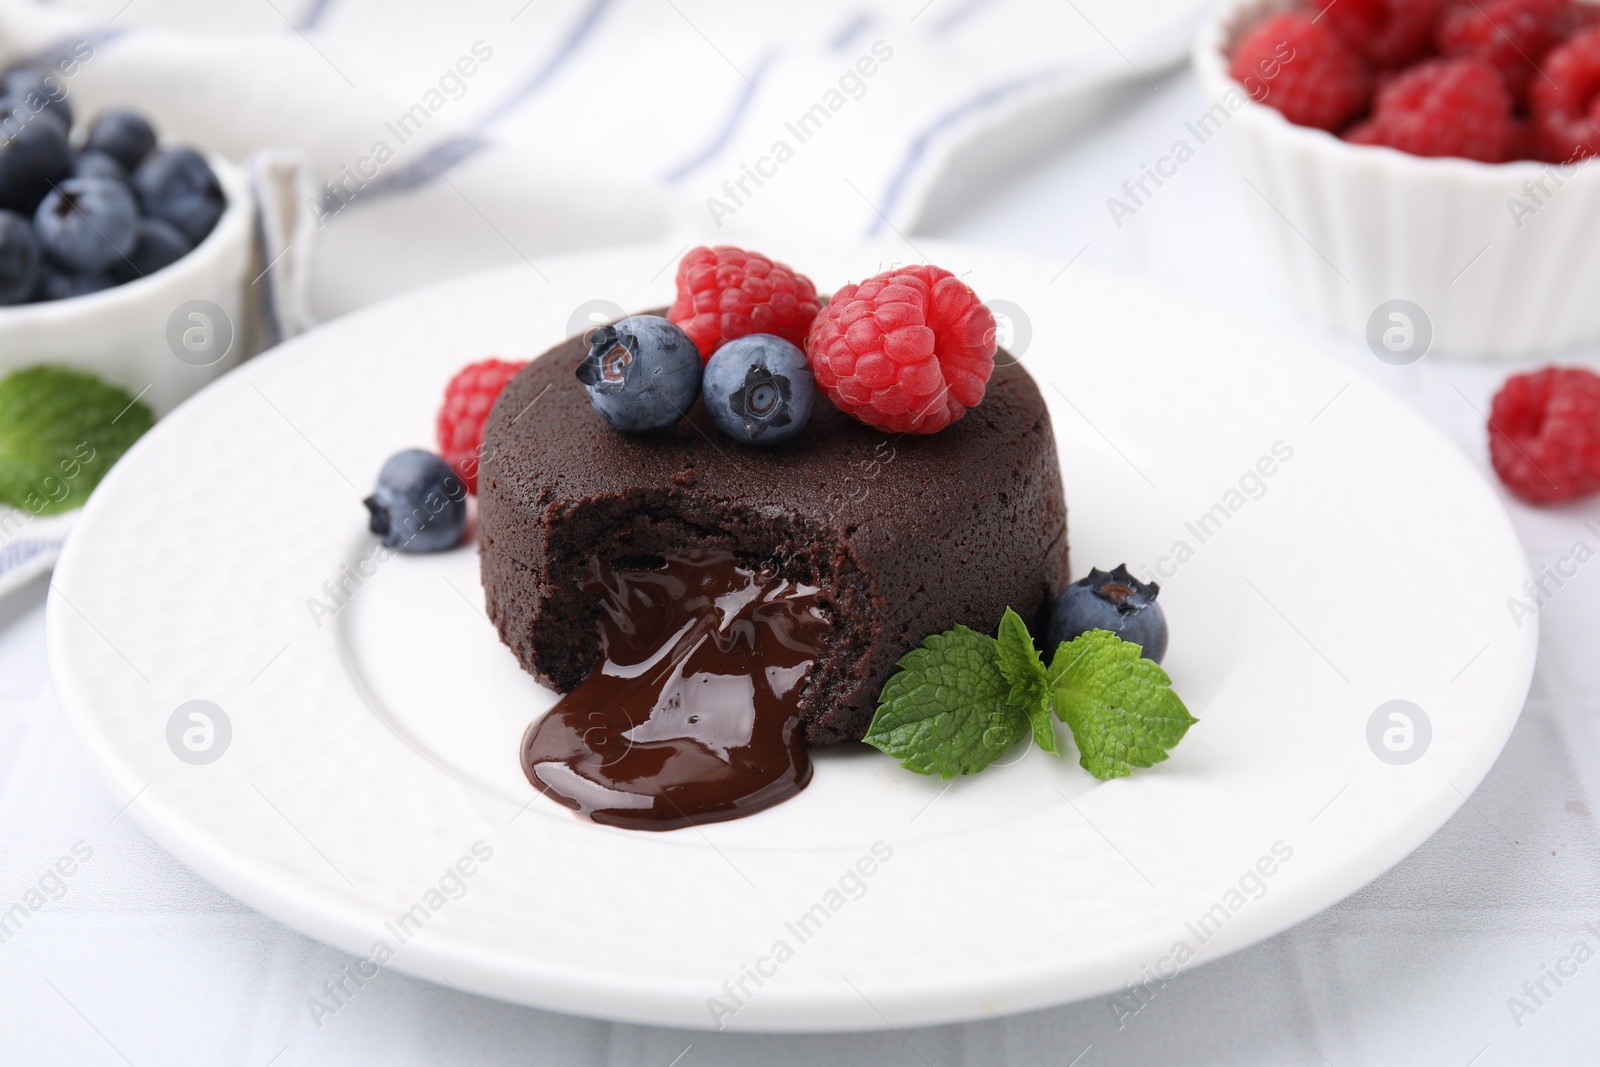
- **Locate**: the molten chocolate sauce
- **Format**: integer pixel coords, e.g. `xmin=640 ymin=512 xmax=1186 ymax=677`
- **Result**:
xmin=521 ymin=551 xmax=829 ymax=831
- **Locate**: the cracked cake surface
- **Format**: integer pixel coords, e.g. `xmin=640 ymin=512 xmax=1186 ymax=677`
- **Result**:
xmin=478 ymin=312 xmax=1070 ymax=747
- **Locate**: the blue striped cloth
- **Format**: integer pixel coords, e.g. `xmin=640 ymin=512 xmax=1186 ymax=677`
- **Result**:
xmin=0 ymin=528 xmax=66 ymax=599
xmin=0 ymin=0 xmax=1205 ymax=323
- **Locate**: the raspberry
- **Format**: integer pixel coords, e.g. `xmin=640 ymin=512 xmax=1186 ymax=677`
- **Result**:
xmin=1554 ymin=0 xmax=1600 ymax=37
xmin=1436 ymin=0 xmax=1566 ymax=100
xmin=1489 ymin=366 xmax=1600 ymax=504
xmin=667 ymin=245 xmax=821 ymax=361
xmin=1311 ymin=0 xmax=1444 ymax=69
xmin=1343 ymin=57 xmax=1514 ymax=160
xmin=1508 ymin=118 xmax=1542 ymax=159
xmin=805 ymin=265 xmax=995 ymax=435
xmin=436 ymin=358 xmax=527 ymax=493
xmin=1530 ymin=25 xmax=1600 ymax=161
xmin=1229 ymin=14 xmax=1371 ymax=131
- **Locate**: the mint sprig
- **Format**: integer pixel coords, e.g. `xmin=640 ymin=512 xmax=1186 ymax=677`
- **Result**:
xmin=862 ymin=625 xmax=1030 ymax=778
xmin=0 ymin=366 xmax=154 ymax=515
xmin=864 ymin=612 xmax=1196 ymax=782
xmin=995 ymin=607 xmax=1056 ymax=754
xmin=1048 ymin=629 xmax=1197 ymax=780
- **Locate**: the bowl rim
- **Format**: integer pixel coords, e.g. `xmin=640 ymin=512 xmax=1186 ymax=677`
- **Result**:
xmin=1191 ymin=0 xmax=1600 ymax=184
xmin=0 ymin=149 xmax=252 ymax=324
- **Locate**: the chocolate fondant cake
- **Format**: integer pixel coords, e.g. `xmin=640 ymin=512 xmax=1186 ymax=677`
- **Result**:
xmin=478 ymin=312 xmax=1069 ymax=749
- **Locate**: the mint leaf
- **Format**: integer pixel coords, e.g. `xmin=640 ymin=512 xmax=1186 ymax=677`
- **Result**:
xmin=864 ymin=625 xmax=1029 ymax=778
xmin=1048 ymin=629 xmax=1197 ymax=781
xmin=0 ymin=366 xmax=153 ymax=516
xmin=995 ymin=607 xmax=1056 ymax=754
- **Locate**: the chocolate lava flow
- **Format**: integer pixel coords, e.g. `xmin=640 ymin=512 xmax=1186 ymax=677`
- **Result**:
xmin=521 ymin=550 xmax=829 ymax=830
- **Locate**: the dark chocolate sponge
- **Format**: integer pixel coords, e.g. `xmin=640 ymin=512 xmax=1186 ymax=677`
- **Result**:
xmin=478 ymin=313 xmax=1069 ymax=747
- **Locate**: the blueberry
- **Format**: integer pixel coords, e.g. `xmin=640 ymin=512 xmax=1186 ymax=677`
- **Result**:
xmin=72 ymin=150 xmax=126 ymax=181
xmin=34 ymin=176 xmax=138 ymax=272
xmin=701 ymin=333 xmax=815 ymax=446
xmin=84 ymin=110 xmax=157 ymax=171
xmin=34 ymin=263 xmax=114 ymax=301
xmin=130 ymin=147 xmax=224 ymax=244
xmin=575 ymin=315 xmax=700 ymax=433
xmin=0 ymin=210 xmax=39 ymax=304
xmin=0 ymin=108 xmax=69 ymax=214
xmin=363 ymin=450 xmax=467 ymax=553
xmin=0 ymin=69 xmax=74 ymax=133
xmin=1045 ymin=564 xmax=1169 ymax=663
xmin=111 ymin=217 xmax=190 ymax=282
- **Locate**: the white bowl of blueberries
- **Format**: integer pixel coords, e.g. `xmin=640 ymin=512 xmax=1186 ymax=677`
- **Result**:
xmin=0 ymin=68 xmax=253 ymax=416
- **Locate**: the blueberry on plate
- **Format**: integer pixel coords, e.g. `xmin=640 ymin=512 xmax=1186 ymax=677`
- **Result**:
xmin=34 ymin=263 xmax=115 ymax=302
xmin=84 ymin=109 xmax=157 ymax=171
xmin=702 ymin=333 xmax=815 ymax=446
xmin=72 ymin=150 xmax=126 ymax=181
xmin=111 ymin=217 xmax=190 ymax=282
xmin=1045 ymin=564 xmax=1169 ymax=663
xmin=34 ymin=176 xmax=139 ymax=273
xmin=364 ymin=449 xmax=467 ymax=553
xmin=0 ymin=210 xmax=39 ymax=304
xmin=0 ymin=108 xmax=70 ymax=214
xmin=130 ymin=147 xmax=224 ymax=244
xmin=575 ymin=315 xmax=701 ymax=433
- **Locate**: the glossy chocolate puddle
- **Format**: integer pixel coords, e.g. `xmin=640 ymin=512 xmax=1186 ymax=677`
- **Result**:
xmin=521 ymin=550 xmax=829 ymax=831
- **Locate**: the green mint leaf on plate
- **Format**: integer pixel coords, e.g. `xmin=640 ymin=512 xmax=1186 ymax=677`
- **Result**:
xmin=864 ymin=624 xmax=1029 ymax=778
xmin=1048 ymin=629 xmax=1197 ymax=781
xmin=994 ymin=606 xmax=1056 ymax=754
xmin=0 ymin=366 xmax=154 ymax=516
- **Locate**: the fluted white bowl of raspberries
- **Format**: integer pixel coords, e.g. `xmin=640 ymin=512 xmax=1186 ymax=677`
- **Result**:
xmin=0 ymin=70 xmax=254 ymax=414
xmin=1195 ymin=0 xmax=1600 ymax=357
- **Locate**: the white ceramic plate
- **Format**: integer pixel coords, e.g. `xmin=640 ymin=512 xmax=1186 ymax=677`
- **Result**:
xmin=47 ymin=241 xmax=1535 ymax=1032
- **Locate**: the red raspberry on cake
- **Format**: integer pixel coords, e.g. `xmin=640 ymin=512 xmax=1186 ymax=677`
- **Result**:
xmin=1229 ymin=13 xmax=1371 ymax=131
xmin=1531 ymin=25 xmax=1600 ymax=161
xmin=806 ymin=265 xmax=995 ymax=435
xmin=1311 ymin=0 xmax=1444 ymax=69
xmin=668 ymin=245 xmax=821 ymax=361
xmin=1436 ymin=0 xmax=1567 ymax=100
xmin=437 ymin=358 xmax=527 ymax=493
xmin=1345 ymin=57 xmax=1514 ymax=161
xmin=1489 ymin=366 xmax=1600 ymax=504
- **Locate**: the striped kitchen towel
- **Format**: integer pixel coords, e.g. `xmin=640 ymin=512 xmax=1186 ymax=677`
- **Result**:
xmin=0 ymin=0 xmax=1207 ymax=326
xmin=0 ymin=509 xmax=75 ymax=601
